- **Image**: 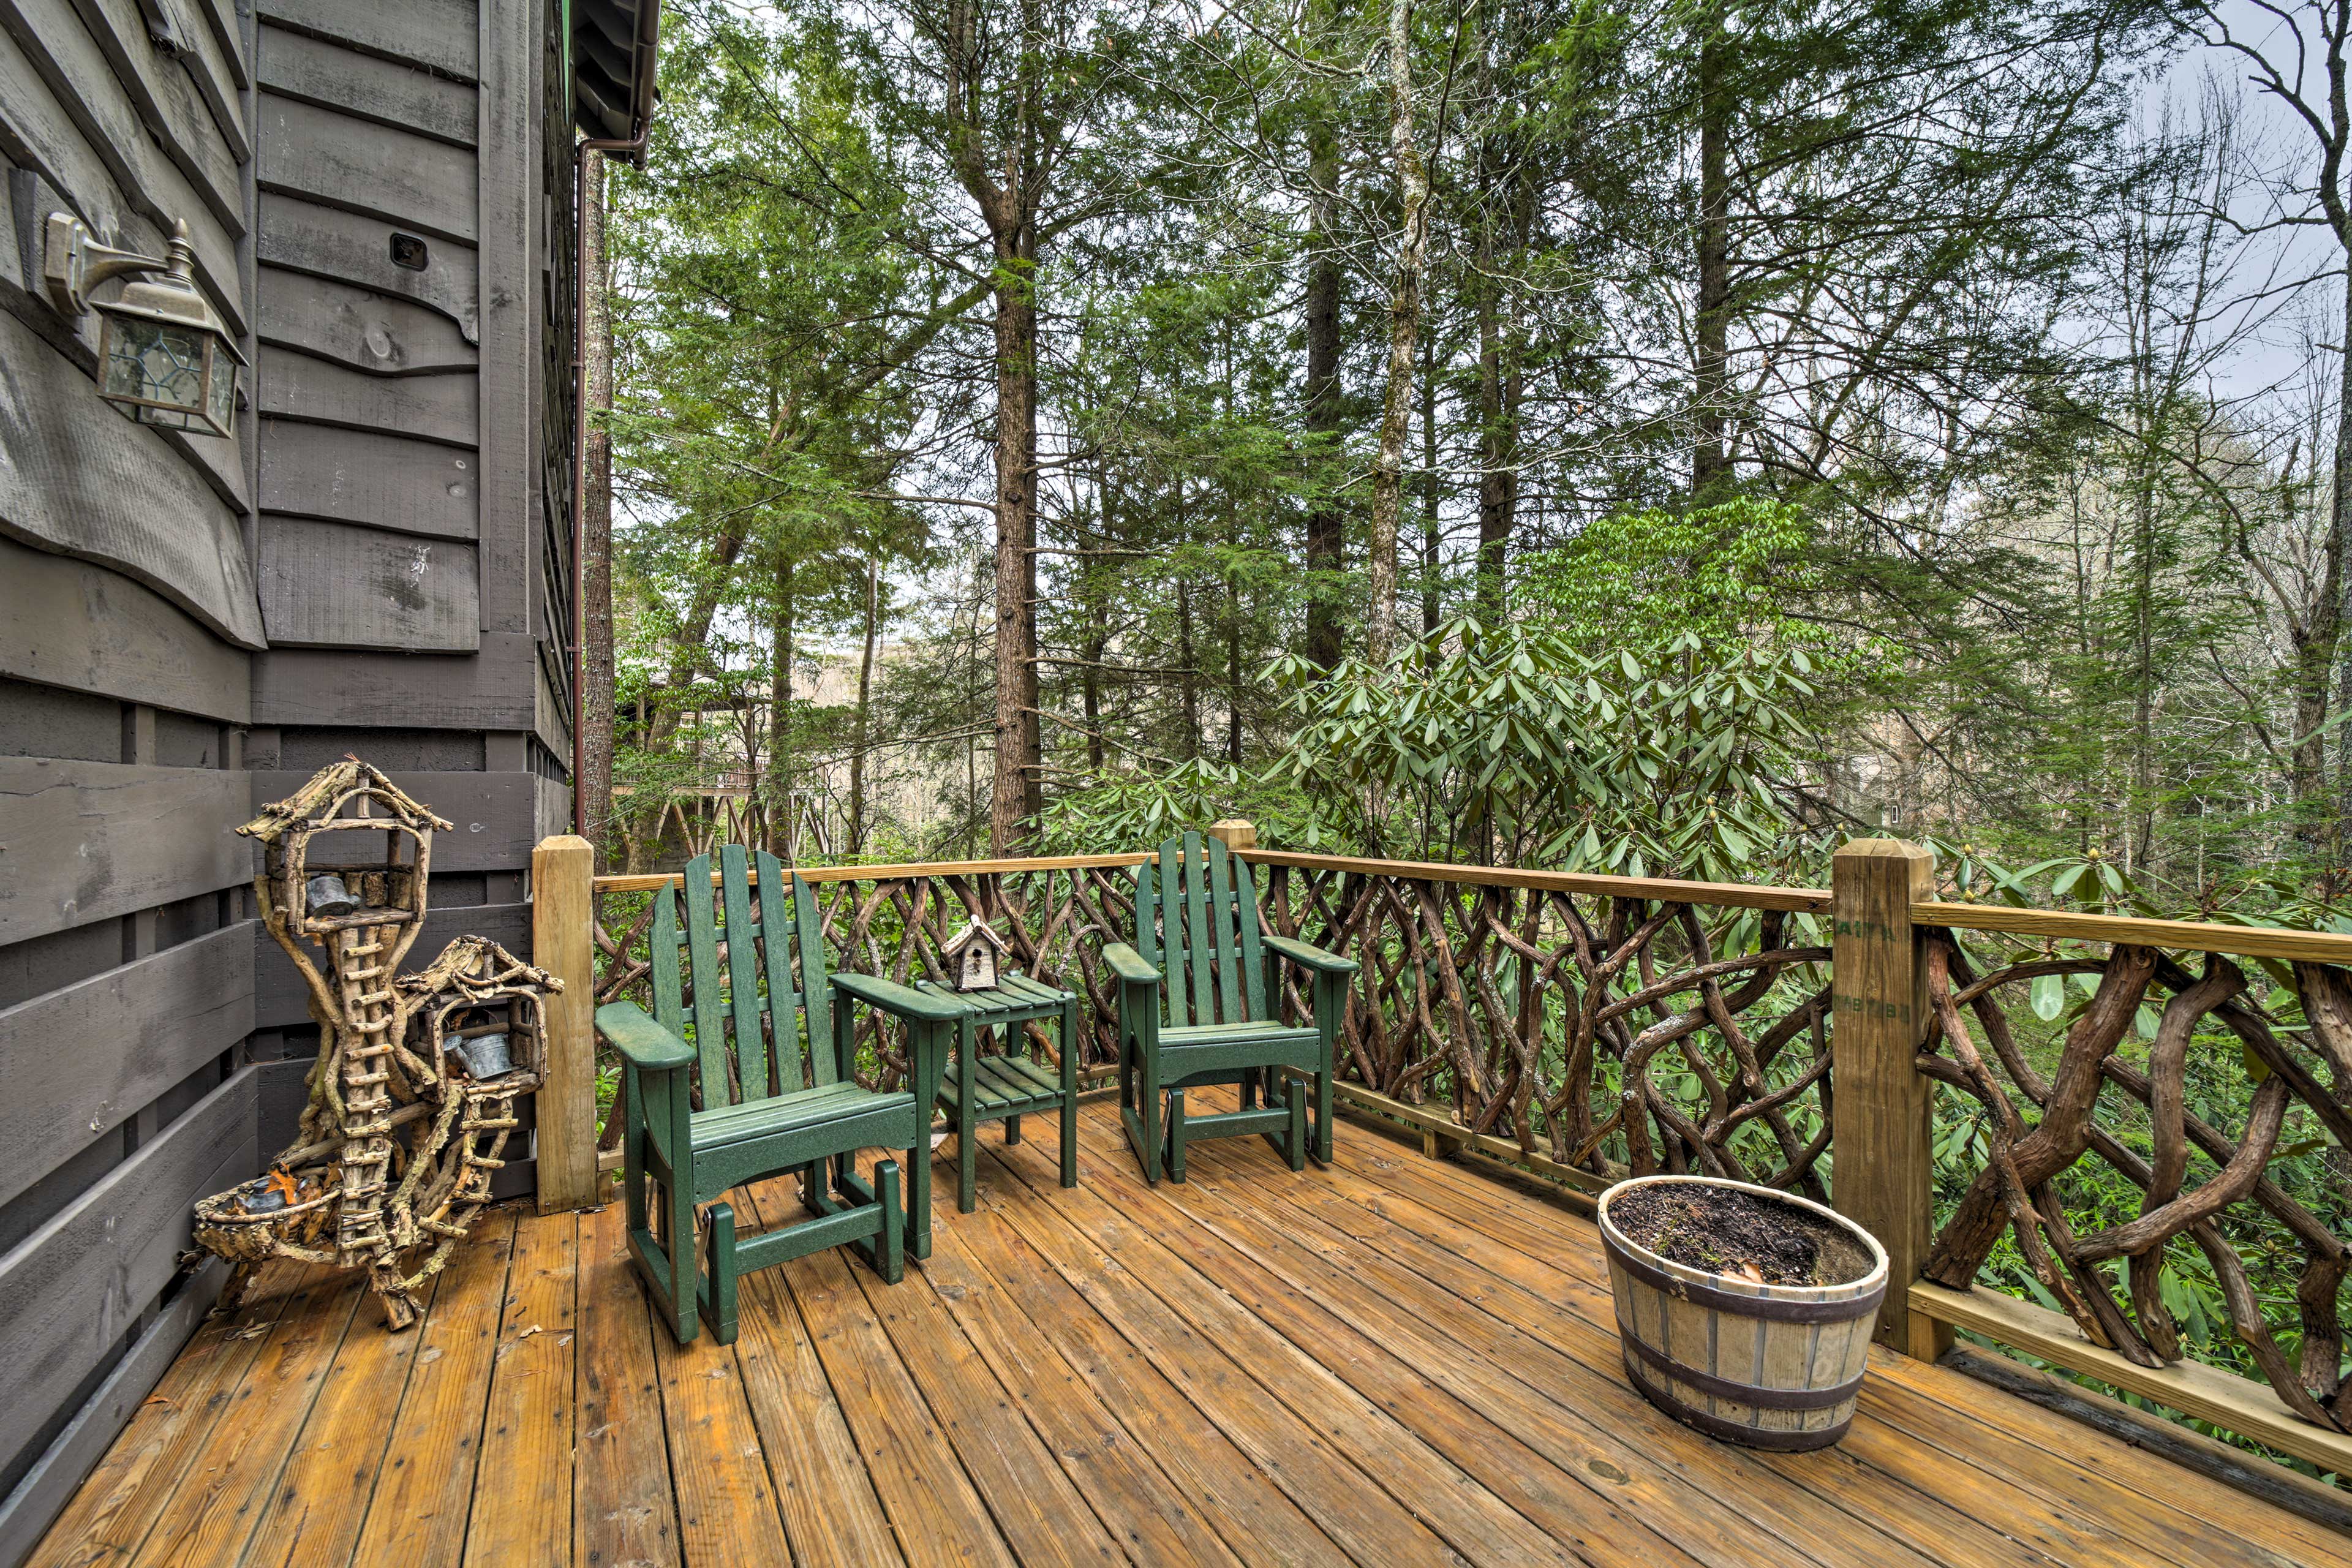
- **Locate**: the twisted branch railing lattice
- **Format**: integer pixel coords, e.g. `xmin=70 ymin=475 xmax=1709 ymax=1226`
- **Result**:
xmin=1255 ymin=859 xmax=1837 ymax=1196
xmin=1918 ymin=932 xmax=2352 ymax=1430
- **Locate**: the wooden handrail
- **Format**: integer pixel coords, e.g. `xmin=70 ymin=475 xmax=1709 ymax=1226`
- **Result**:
xmin=1913 ymin=900 xmax=2352 ymax=965
xmin=1236 ymin=849 xmax=1831 ymax=914
xmin=591 ymin=851 xmax=1152 ymax=894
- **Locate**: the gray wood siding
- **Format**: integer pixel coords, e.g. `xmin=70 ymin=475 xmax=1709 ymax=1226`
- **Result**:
xmin=258 ymin=344 xmax=480 ymax=447
xmin=0 ymin=1068 xmax=257 ymax=1498
xmin=254 ymin=23 xmax=474 ymax=148
xmin=249 ymin=770 xmax=541 ymax=870
xmin=0 ymin=924 xmax=254 ymax=1210
xmin=257 ymin=421 xmax=479 ymax=541
xmin=255 ymin=91 xmax=477 ymax=243
xmin=0 ymin=760 xmax=251 ymax=946
xmin=255 ymin=0 xmax=478 ymax=83
xmin=0 ymin=22 xmax=258 ymax=1531
xmin=0 ymin=0 xmax=245 ymax=330
xmin=256 ymin=194 xmax=478 ymax=342
xmin=251 ymin=631 xmax=543 ymax=729
xmin=0 ymin=0 xmax=573 ymax=1550
xmin=0 ymin=538 xmax=251 ymax=723
xmin=257 ymin=270 xmax=478 ymax=376
xmin=256 ymin=517 xmax=480 ymax=651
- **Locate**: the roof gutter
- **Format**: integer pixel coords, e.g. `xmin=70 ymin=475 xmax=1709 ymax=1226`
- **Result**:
xmin=572 ymin=0 xmax=660 ymax=839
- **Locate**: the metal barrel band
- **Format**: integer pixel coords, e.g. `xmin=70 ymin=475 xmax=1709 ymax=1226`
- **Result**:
xmin=1616 ymin=1317 xmax=1868 ymax=1412
xmin=1621 ymin=1350 xmax=1855 ymax=1453
xmin=1604 ymin=1234 xmax=1886 ymax=1325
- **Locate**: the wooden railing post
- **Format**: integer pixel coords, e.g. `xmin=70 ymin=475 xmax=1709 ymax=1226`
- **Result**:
xmin=1829 ymin=837 xmax=1948 ymax=1356
xmin=1207 ymin=818 xmax=1257 ymax=854
xmin=533 ymin=834 xmax=598 ymax=1213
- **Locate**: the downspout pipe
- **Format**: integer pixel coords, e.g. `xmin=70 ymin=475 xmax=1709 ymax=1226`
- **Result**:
xmin=571 ymin=0 xmax=662 ymax=837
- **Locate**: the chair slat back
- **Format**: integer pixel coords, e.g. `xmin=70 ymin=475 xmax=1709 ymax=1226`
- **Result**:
xmin=644 ymin=846 xmax=830 ymax=1108
xmin=1134 ymin=832 xmax=1267 ymax=1027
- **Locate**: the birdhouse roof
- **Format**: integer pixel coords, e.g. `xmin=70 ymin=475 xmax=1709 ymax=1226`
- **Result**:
xmin=239 ymin=758 xmax=453 ymax=843
xmin=944 ymin=919 xmax=1013 ymax=955
xmin=399 ymin=934 xmax=562 ymax=1001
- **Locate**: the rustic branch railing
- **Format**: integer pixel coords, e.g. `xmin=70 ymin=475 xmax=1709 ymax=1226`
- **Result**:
xmin=1248 ymin=850 xmax=1839 ymax=1201
xmin=1903 ymin=902 xmax=2352 ymax=1464
xmin=527 ymin=831 xmax=2352 ymax=1472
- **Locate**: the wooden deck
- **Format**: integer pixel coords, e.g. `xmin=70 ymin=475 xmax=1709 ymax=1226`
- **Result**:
xmin=34 ymin=1095 xmax=2352 ymax=1568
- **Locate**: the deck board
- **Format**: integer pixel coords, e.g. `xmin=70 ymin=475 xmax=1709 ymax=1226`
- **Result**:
xmin=31 ymin=1098 xmax=2351 ymax=1568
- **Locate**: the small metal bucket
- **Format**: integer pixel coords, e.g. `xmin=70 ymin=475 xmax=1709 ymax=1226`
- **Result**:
xmin=447 ymin=1031 xmax=514 ymax=1079
xmin=305 ymin=873 xmax=357 ymax=917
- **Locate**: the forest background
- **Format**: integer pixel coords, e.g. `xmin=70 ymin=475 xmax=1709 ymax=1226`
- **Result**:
xmin=575 ymin=0 xmax=2352 ymax=1457
xmin=583 ymin=0 xmax=2352 ymax=926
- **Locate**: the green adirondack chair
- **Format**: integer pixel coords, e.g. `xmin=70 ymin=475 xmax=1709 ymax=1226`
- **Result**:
xmin=1104 ymin=831 xmax=1357 ymax=1182
xmin=595 ymin=845 xmax=963 ymax=1344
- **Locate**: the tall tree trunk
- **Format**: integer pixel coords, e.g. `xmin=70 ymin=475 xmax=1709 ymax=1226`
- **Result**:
xmin=850 ymin=557 xmax=881 ymax=855
xmin=1692 ymin=9 xmax=1732 ymax=499
xmin=1474 ymin=180 xmax=1525 ymax=620
xmin=1421 ymin=333 xmax=1441 ymax=638
xmin=1223 ymin=326 xmax=1248 ymax=760
xmin=1369 ymin=0 xmax=1431 ymax=666
xmin=770 ymin=554 xmax=794 ymax=859
xmin=989 ymin=232 xmax=1041 ymax=853
xmin=1177 ymin=576 xmax=1202 ymax=758
xmin=581 ymin=154 xmax=616 ymax=866
xmin=2300 ymin=259 xmax=2351 ymax=853
xmin=1470 ymin=0 xmax=1517 ymax=622
xmin=1302 ymin=0 xmax=1346 ymax=671
xmin=1083 ymin=465 xmax=1109 ymax=771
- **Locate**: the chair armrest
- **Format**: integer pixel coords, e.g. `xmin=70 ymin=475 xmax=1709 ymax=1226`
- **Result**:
xmin=1102 ymin=943 xmax=1161 ymax=989
xmin=832 ymin=971 xmax=972 ymax=1023
xmin=596 ymin=1000 xmax=695 ymax=1071
xmin=1263 ymin=934 xmax=1358 ymax=977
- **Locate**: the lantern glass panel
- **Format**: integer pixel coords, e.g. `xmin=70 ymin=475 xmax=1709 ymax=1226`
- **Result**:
xmin=96 ymin=310 xmax=233 ymax=437
xmin=205 ymin=344 xmax=236 ymax=437
xmin=100 ymin=313 xmax=203 ymax=419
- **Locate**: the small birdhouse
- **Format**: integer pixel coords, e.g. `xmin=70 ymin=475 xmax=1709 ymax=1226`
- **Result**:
xmin=943 ymin=919 xmax=1012 ymax=993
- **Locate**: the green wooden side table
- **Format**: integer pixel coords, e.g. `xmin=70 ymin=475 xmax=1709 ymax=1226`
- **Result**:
xmin=918 ymin=974 xmax=1080 ymax=1228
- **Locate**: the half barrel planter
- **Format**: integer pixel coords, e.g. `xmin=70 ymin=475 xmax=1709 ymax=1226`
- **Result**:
xmin=1597 ymin=1175 xmax=1888 ymax=1452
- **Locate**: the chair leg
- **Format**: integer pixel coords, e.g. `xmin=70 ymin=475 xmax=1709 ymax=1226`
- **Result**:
xmin=910 ymin=1021 xmax=940 ymax=1260
xmin=1313 ymin=1063 xmax=1333 ymax=1164
xmin=1167 ymin=1088 xmax=1187 ymax=1183
xmin=668 ymin=1178 xmax=699 ymax=1346
xmin=803 ymin=1158 xmax=837 ymax=1216
xmin=1117 ymin=997 xmax=1135 ymax=1117
xmin=957 ymin=1018 xmax=979 ymax=1212
xmin=1005 ymin=1114 xmax=1022 ymax=1146
xmin=875 ymin=1159 xmax=906 ymax=1284
xmin=1238 ymin=1066 xmax=1257 ymax=1109
xmin=700 ymin=1199 xmax=739 ymax=1344
xmin=623 ymin=1137 xmax=648 ymax=1238
xmin=1059 ymin=1001 xmax=1079 ymax=1191
xmin=1286 ymin=1091 xmax=1307 ymax=1172
xmin=1128 ymin=1028 xmax=1163 ymax=1185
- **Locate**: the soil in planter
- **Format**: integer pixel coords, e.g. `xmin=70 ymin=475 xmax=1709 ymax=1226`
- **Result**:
xmin=1612 ymin=1185 xmax=1872 ymax=1287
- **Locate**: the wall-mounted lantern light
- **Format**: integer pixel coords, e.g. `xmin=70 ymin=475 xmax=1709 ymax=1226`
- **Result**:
xmin=42 ymin=213 xmax=244 ymax=439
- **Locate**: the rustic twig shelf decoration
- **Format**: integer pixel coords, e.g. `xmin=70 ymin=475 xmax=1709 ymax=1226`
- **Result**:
xmin=188 ymin=760 xmax=560 ymax=1329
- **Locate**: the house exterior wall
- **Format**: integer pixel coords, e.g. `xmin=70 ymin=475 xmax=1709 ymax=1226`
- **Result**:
xmin=0 ymin=1 xmax=576 ymax=1557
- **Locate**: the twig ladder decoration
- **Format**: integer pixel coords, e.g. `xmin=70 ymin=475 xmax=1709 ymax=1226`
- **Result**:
xmin=188 ymin=760 xmax=560 ymax=1329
